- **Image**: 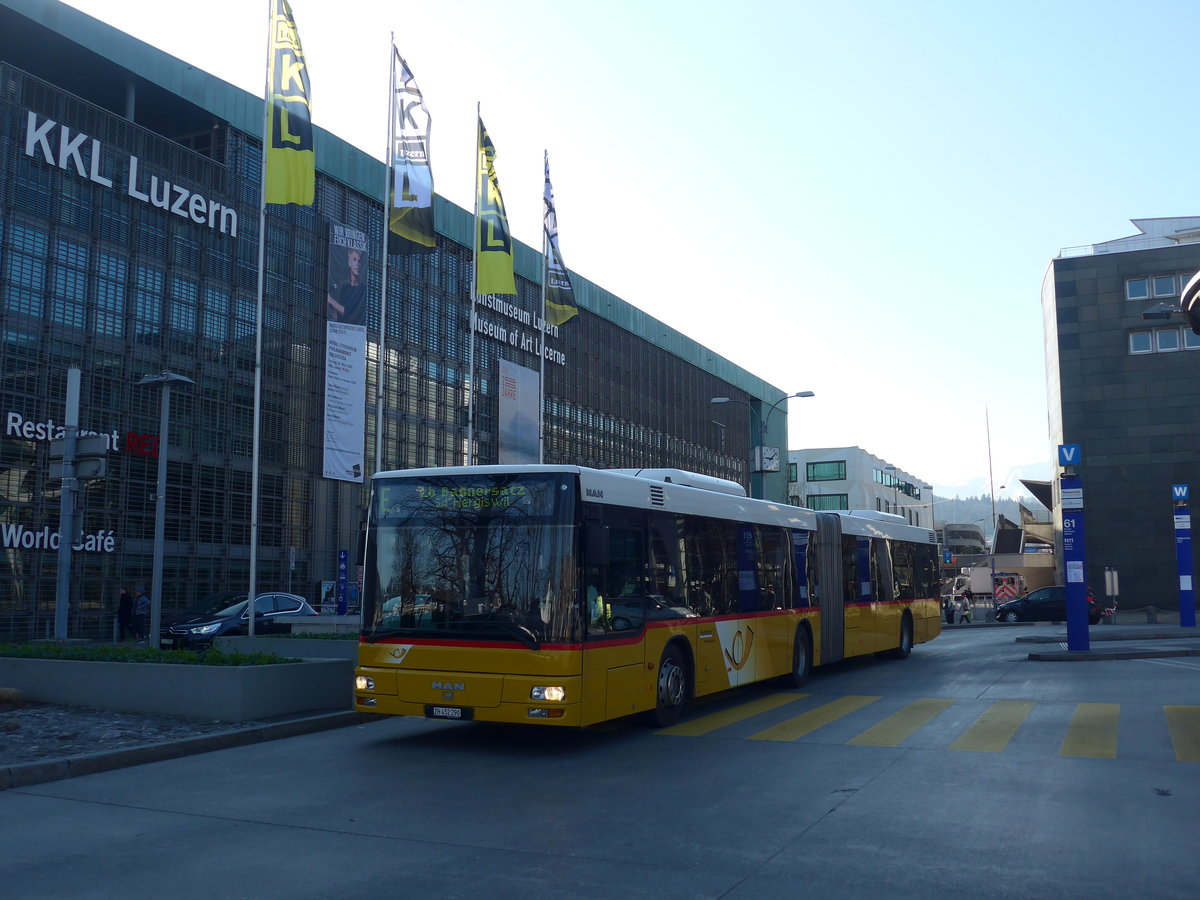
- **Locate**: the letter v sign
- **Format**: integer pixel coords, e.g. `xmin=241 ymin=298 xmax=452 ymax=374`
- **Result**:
xmin=1058 ymin=444 xmax=1081 ymax=466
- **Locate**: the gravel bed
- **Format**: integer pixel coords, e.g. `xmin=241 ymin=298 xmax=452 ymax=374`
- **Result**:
xmin=0 ymin=700 xmax=246 ymax=766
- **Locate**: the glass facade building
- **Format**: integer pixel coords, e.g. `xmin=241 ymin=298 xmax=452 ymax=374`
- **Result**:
xmin=0 ymin=0 xmax=785 ymax=640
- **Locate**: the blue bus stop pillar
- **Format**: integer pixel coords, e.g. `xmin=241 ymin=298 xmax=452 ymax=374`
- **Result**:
xmin=1061 ymin=467 xmax=1089 ymax=652
xmin=1173 ymin=485 xmax=1196 ymax=628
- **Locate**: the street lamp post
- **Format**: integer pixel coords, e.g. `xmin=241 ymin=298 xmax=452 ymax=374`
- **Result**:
xmin=711 ymin=391 xmax=814 ymax=500
xmin=136 ymin=370 xmax=194 ymax=650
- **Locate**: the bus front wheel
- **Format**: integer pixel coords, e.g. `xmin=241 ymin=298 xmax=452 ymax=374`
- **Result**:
xmin=652 ymin=645 xmax=688 ymax=727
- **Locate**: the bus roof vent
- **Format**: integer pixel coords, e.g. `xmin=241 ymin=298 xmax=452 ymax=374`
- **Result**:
xmin=649 ymin=484 xmax=666 ymax=506
xmin=612 ymin=468 xmax=747 ymax=497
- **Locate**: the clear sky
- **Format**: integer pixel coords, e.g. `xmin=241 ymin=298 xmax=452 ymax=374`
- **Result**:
xmin=60 ymin=0 xmax=1200 ymax=497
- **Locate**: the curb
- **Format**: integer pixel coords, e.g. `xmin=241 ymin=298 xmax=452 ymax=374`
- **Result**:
xmin=1026 ymin=647 xmax=1200 ymax=662
xmin=1017 ymin=631 xmax=1200 ymax=644
xmin=0 ymin=709 xmax=378 ymax=792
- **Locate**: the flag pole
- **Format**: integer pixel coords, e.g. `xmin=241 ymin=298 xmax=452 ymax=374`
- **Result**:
xmin=467 ymin=103 xmax=480 ymax=466
xmin=248 ymin=0 xmax=275 ymax=638
xmin=539 ymin=150 xmax=549 ymax=464
xmin=375 ymin=35 xmax=396 ymax=476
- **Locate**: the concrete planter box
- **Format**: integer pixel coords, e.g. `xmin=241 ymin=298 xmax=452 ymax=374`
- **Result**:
xmin=278 ymin=615 xmax=360 ymax=634
xmin=0 ymin=657 xmax=351 ymax=722
xmin=216 ymin=636 xmax=359 ymax=663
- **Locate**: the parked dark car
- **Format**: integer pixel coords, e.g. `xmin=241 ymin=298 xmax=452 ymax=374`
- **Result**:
xmin=995 ymin=585 xmax=1101 ymax=625
xmin=161 ymin=592 xmax=317 ymax=649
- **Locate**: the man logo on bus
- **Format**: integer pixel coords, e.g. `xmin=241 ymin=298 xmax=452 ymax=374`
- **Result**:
xmin=723 ymin=626 xmax=756 ymax=672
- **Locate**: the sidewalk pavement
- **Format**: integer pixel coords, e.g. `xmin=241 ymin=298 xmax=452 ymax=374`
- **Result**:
xmin=944 ymin=614 xmax=1200 ymax=661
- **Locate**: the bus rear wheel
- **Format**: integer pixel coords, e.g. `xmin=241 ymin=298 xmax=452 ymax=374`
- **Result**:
xmin=889 ymin=613 xmax=914 ymax=659
xmin=787 ymin=626 xmax=812 ymax=688
xmin=652 ymin=645 xmax=688 ymax=727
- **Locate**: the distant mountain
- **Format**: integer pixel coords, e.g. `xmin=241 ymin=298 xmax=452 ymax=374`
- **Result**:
xmin=933 ymin=460 xmax=1051 ymax=504
xmin=934 ymin=496 xmax=1030 ymax=538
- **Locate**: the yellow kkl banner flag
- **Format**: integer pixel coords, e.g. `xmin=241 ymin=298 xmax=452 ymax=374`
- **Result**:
xmin=265 ymin=0 xmax=314 ymax=206
xmin=474 ymin=117 xmax=515 ymax=296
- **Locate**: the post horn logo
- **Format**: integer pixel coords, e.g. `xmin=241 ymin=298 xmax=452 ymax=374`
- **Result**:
xmin=723 ymin=626 xmax=755 ymax=671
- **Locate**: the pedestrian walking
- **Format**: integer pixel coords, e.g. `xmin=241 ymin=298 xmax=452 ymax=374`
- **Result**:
xmin=958 ymin=594 xmax=973 ymax=624
xmin=117 ymin=587 xmax=134 ymax=642
xmin=133 ymin=586 xmax=150 ymax=642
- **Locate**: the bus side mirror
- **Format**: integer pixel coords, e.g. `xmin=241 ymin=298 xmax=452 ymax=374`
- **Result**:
xmin=584 ymin=524 xmax=610 ymax=567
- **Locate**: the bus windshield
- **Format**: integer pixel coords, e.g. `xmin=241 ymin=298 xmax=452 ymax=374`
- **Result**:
xmin=361 ymin=472 xmax=580 ymax=645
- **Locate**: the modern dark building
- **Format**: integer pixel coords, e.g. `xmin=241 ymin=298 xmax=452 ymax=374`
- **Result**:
xmin=0 ymin=0 xmax=787 ymax=640
xmin=1043 ymin=217 xmax=1200 ymax=610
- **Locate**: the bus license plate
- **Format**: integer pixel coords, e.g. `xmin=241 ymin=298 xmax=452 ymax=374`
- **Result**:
xmin=426 ymin=705 xmax=472 ymax=720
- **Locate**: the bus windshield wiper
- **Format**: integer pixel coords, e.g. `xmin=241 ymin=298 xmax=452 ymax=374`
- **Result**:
xmin=454 ymin=618 xmax=540 ymax=650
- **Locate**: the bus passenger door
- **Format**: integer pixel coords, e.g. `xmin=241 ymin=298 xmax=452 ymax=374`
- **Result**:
xmin=697 ymin=521 xmax=762 ymax=689
xmin=580 ymin=510 xmax=649 ymax=723
xmin=843 ymin=535 xmax=872 ymax=657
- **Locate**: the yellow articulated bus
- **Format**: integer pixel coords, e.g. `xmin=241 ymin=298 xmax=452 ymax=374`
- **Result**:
xmin=354 ymin=465 xmax=941 ymax=727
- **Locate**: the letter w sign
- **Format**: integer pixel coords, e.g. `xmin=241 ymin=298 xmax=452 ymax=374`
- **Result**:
xmin=1173 ymin=484 xmax=1189 ymax=500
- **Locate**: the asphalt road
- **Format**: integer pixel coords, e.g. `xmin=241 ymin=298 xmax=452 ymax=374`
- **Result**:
xmin=3 ymin=625 xmax=1199 ymax=899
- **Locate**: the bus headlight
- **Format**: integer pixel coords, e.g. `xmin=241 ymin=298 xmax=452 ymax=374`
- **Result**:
xmin=530 ymin=686 xmax=565 ymax=702
xmin=356 ymin=676 xmax=375 ymax=691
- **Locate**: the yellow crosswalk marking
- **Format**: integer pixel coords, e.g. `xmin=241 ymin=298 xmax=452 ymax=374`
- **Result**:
xmin=1164 ymin=706 xmax=1200 ymax=762
xmin=1060 ymin=703 xmax=1120 ymax=758
xmin=749 ymin=695 xmax=880 ymax=742
xmin=655 ymin=691 xmax=1200 ymax=763
xmin=658 ymin=693 xmax=807 ymax=736
xmin=848 ymin=698 xmax=956 ymax=747
xmin=951 ymin=700 xmax=1035 ymax=753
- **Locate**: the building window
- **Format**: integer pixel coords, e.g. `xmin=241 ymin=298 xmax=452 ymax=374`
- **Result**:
xmin=1153 ymin=275 xmax=1177 ymax=297
xmin=788 ymin=462 xmax=798 ymax=483
xmin=1130 ymin=327 xmax=1200 ymax=355
xmin=808 ymin=494 xmax=848 ymax=511
xmin=1157 ymin=328 xmax=1181 ymax=352
xmin=1125 ymin=277 xmax=1149 ymax=300
xmin=807 ymin=460 xmax=846 ymax=482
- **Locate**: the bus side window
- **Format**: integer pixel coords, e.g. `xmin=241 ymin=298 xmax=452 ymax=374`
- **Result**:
xmin=842 ymin=534 xmax=860 ymax=605
xmin=873 ymin=538 xmax=895 ymax=603
xmin=893 ymin=542 xmax=915 ymax=600
xmin=648 ymin=513 xmax=683 ymax=605
xmin=589 ymin=508 xmax=647 ymax=634
xmin=792 ymin=529 xmax=811 ymax=608
xmin=684 ymin=516 xmax=728 ymax=616
xmin=760 ymin=526 xmax=789 ymax=610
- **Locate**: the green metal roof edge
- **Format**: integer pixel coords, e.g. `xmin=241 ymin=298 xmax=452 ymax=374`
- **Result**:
xmin=4 ymin=0 xmax=784 ymax=406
